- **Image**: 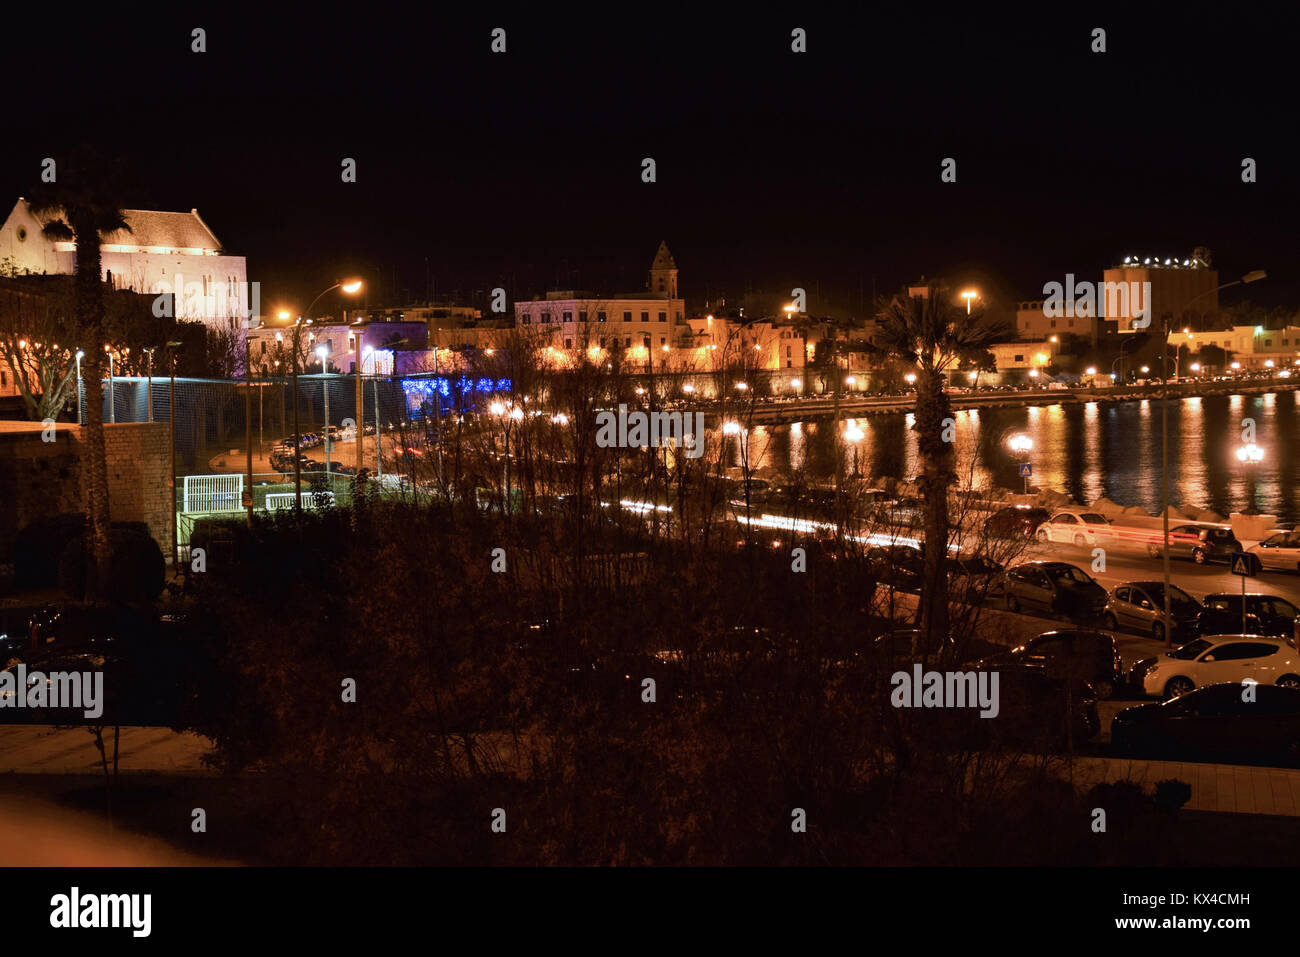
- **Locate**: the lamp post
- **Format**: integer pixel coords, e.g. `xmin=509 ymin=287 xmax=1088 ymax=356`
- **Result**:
xmin=1159 ymin=269 xmax=1266 ymax=647
xmin=286 ymin=280 xmax=364 ymax=514
xmin=105 ymin=345 xmax=115 ymax=424
xmin=1006 ymin=432 xmax=1034 ymax=495
xmin=165 ymin=340 xmax=182 ymax=568
xmin=144 ymin=347 xmax=155 ymax=422
xmin=75 ymin=349 xmax=84 ymax=425
xmin=317 ymin=345 xmax=331 ymax=479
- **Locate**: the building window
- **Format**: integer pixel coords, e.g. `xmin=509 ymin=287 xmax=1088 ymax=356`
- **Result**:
xmin=660 ymin=337 xmax=666 ymax=346
xmin=623 ymin=311 xmax=632 ymax=322
xmin=260 ymin=341 xmax=267 ymax=354
xmin=1050 ymin=319 xmax=1057 ymax=328
xmin=640 ymin=311 xmax=649 ymax=322
xmin=563 ymin=311 xmax=573 ymax=322
xmin=541 ymin=312 xmax=551 ymax=323
xmin=675 ymin=312 xmax=683 ymax=322
xmin=600 ymin=336 xmax=606 ymax=347
xmin=643 ymin=336 xmax=651 ymax=348
xmin=624 ymin=338 xmax=631 ymax=347
xmin=565 ymin=338 xmax=572 ymax=349
xmin=1014 ymin=354 xmax=1024 ymax=363
xmin=522 ymin=315 xmax=531 ymax=324
xmin=597 ymin=311 xmax=607 ymax=322
xmin=578 ymin=311 xmax=587 ymax=323
xmin=658 ymin=312 xmax=666 ymax=322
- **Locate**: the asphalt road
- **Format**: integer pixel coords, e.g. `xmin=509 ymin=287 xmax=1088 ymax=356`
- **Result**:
xmin=1023 ymin=537 xmax=1300 ymax=607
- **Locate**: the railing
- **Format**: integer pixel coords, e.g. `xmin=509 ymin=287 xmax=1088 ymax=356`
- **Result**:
xmin=182 ymin=474 xmax=244 ymax=513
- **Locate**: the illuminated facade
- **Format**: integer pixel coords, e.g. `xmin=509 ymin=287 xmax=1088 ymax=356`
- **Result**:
xmin=0 ymin=198 xmax=250 ymax=331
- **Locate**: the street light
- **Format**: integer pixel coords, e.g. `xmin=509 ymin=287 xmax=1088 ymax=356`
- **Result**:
xmin=844 ymin=418 xmax=864 ymax=475
xmin=316 ymin=345 xmax=331 ymax=477
xmin=1007 ymin=432 xmax=1033 ymax=494
xmin=74 ymin=349 xmax=84 ymax=425
xmin=961 ymin=289 xmax=978 ymax=315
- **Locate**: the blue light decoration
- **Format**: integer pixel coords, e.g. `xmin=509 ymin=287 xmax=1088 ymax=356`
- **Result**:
xmin=400 ymin=375 xmax=511 ymax=412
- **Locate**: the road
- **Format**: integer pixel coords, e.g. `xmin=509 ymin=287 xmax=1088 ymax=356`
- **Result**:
xmin=1022 ymin=536 xmax=1300 ymax=607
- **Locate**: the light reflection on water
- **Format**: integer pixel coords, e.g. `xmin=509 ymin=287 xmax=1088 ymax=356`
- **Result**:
xmin=714 ymin=392 xmax=1300 ymax=525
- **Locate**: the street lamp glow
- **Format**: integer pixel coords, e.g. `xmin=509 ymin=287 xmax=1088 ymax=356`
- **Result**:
xmin=843 ymin=419 xmax=864 ymax=442
xmin=1236 ymin=443 xmax=1264 ymax=464
xmin=1028 ymin=368 xmax=1039 ymax=378
xmin=904 ymin=373 xmax=917 ymax=384
xmin=315 ymin=345 xmax=327 ymax=360
xmin=509 ymin=406 xmax=524 ymax=421
xmin=967 ymin=370 xmax=978 ymax=382
xmin=551 ymin=413 xmax=568 ymax=425
xmin=960 ymin=289 xmax=978 ymax=315
xmin=1190 ymin=362 xmax=1201 ymax=372
xmin=341 ymin=280 xmax=363 ymax=294
xmin=790 ymin=379 xmax=801 ymax=390
xmin=1265 ymin=359 xmax=1275 ymax=368
xmin=845 ymin=375 xmax=857 ymax=386
xmin=722 ymin=420 xmax=743 ymax=435
xmin=1140 ymin=365 xmax=1149 ymax=374
xmin=735 ymin=381 xmax=749 ymax=391
xmin=278 ymin=310 xmax=291 ymax=320
xmin=1085 ymin=366 xmax=1097 ymax=376
xmin=1007 ymin=434 xmax=1033 ymax=454
xmin=682 ymin=383 xmax=695 ymax=394
xmin=1231 ymin=361 xmax=1241 ymax=370
xmin=489 ymin=401 xmax=506 ymax=416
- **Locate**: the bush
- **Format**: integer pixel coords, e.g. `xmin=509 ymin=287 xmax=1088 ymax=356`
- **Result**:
xmin=12 ymin=513 xmax=88 ymax=589
xmin=57 ymin=523 xmax=166 ymax=602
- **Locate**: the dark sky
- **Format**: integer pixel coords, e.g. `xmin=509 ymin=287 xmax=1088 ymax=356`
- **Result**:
xmin=5 ymin=6 xmax=1296 ymax=317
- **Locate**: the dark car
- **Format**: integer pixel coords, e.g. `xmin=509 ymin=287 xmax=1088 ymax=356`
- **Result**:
xmin=866 ymin=545 xmax=924 ymax=592
xmin=1148 ymin=523 xmax=1242 ymax=564
xmin=871 ymin=627 xmax=954 ymax=667
xmin=975 ymin=628 xmax=1123 ymax=699
xmin=946 ymin=554 xmax=1005 ymax=603
xmin=1197 ymin=593 xmax=1300 ymax=639
xmin=1112 ymin=683 xmax=1300 ymax=765
xmin=929 ymin=664 xmax=1099 ymax=752
xmin=995 ymin=562 xmax=1109 ymax=621
xmin=1102 ymin=581 xmax=1202 ymax=642
xmin=984 ymin=506 xmax=1051 ymax=539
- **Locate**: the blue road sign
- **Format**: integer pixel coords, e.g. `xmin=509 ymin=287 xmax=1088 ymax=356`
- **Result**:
xmin=1019 ymin=463 xmax=1032 ymax=477
xmin=1231 ymin=553 xmax=1254 ymax=577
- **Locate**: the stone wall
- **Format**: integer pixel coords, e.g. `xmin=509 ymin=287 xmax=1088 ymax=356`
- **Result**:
xmin=0 ymin=421 xmax=172 ymax=578
xmin=98 ymin=422 xmax=171 ymax=556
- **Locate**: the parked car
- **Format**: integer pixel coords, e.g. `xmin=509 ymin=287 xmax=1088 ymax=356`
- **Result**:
xmin=1244 ymin=531 xmax=1300 ymax=574
xmin=871 ymin=627 xmax=953 ymax=667
xmin=1034 ymin=509 xmax=1114 ymax=546
xmin=975 ymin=628 xmax=1123 ymax=699
xmin=1197 ymin=593 xmax=1300 ymax=639
xmin=1112 ymin=683 xmax=1300 ymax=765
xmin=970 ymin=664 xmax=1100 ymax=750
xmin=866 ymin=545 xmax=924 ymax=592
xmin=984 ymin=506 xmax=1050 ymax=539
xmin=1102 ymin=581 xmax=1202 ymax=642
xmin=946 ymin=554 xmax=1005 ymax=602
xmin=1139 ymin=634 xmax=1300 ymax=699
xmin=995 ymin=562 xmax=1109 ymax=621
xmin=1149 ymin=523 xmax=1242 ymax=564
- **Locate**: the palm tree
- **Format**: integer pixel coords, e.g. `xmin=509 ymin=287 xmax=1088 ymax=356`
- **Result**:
xmin=875 ymin=285 xmax=1007 ymax=648
xmin=29 ymin=149 xmax=132 ymax=600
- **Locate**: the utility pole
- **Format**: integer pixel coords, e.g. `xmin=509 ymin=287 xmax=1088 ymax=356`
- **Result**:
xmin=293 ymin=320 xmax=303 ymax=518
xmin=244 ymin=337 xmax=254 ymax=527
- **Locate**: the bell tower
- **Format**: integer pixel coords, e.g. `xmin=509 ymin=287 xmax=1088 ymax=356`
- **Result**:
xmin=648 ymin=241 xmax=677 ymax=299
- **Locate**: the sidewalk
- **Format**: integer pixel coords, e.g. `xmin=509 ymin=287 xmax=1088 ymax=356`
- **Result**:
xmin=0 ymin=725 xmax=212 ymax=774
xmin=1071 ymin=755 xmax=1300 ymax=817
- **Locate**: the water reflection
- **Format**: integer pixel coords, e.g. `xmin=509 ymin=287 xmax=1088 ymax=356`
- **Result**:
xmin=711 ymin=393 xmax=1300 ymax=524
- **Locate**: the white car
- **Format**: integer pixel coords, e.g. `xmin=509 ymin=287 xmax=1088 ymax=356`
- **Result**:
xmin=1035 ymin=510 xmax=1114 ymax=547
xmin=1245 ymin=531 xmax=1300 ymax=574
xmin=1141 ymin=635 xmax=1300 ymax=699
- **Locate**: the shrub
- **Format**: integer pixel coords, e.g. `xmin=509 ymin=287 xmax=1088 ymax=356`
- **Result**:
xmin=12 ymin=513 xmax=88 ymax=589
xmin=57 ymin=524 xmax=166 ymax=602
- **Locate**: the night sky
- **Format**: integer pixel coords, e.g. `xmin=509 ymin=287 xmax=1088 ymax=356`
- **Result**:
xmin=5 ymin=7 xmax=1296 ymax=316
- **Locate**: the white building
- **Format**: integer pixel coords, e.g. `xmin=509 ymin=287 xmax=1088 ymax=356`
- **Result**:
xmin=514 ymin=242 xmax=687 ymax=352
xmin=0 ymin=197 xmax=250 ymax=331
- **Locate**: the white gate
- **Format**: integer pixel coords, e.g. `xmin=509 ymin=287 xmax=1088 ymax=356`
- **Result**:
xmin=265 ymin=491 xmax=335 ymax=510
xmin=183 ymin=474 xmax=244 ymax=513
